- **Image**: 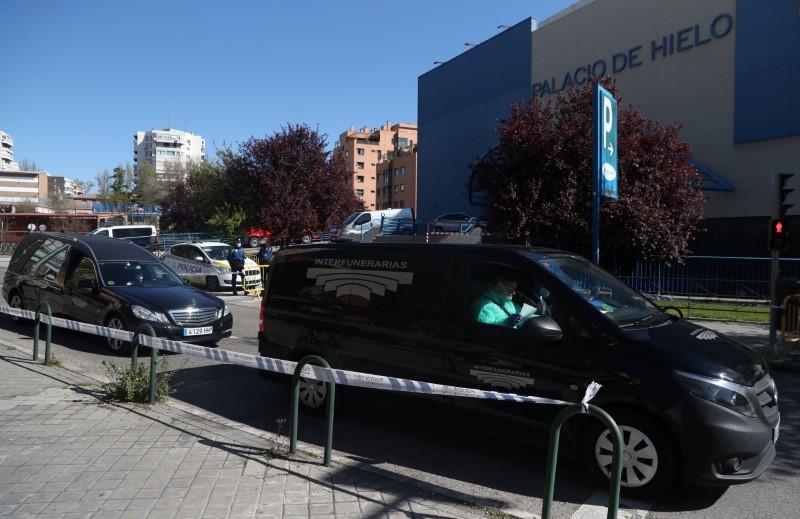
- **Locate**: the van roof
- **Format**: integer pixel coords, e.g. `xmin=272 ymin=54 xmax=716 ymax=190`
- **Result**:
xmin=34 ymin=232 xmax=158 ymax=262
xmin=278 ymin=242 xmax=578 ymax=260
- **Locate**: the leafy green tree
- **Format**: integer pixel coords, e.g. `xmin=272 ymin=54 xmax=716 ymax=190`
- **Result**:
xmin=134 ymin=163 xmax=161 ymax=204
xmin=207 ymin=202 xmax=247 ymax=238
xmin=159 ymin=161 xmax=225 ymax=231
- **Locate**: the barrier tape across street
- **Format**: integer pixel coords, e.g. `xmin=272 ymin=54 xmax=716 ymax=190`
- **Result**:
xmin=0 ymin=305 xmax=601 ymax=405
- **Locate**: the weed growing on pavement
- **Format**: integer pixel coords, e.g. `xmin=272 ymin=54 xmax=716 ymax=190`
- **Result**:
xmin=45 ymin=356 xmax=63 ymax=367
xmin=482 ymin=507 xmax=511 ymax=518
xmin=101 ymin=355 xmax=172 ymax=404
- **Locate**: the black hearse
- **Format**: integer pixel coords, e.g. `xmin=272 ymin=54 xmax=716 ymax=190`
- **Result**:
xmin=3 ymin=233 xmax=233 ymax=351
xmin=258 ymin=243 xmax=779 ymax=496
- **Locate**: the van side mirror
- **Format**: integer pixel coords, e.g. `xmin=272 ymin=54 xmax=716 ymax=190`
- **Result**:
xmin=521 ymin=316 xmax=563 ymax=343
xmin=193 ymin=256 xmax=204 ymax=262
xmin=77 ymin=279 xmax=98 ymax=291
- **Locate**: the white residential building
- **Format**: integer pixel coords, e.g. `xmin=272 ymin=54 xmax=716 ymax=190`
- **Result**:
xmin=0 ymin=130 xmax=21 ymax=171
xmin=133 ymin=128 xmax=206 ymax=181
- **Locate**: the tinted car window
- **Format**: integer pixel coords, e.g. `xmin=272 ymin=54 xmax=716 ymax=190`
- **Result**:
xmin=9 ymin=236 xmax=43 ymax=273
xmin=354 ymin=213 xmax=371 ymax=225
xmin=202 ymin=246 xmax=230 ymax=261
xmin=100 ymin=261 xmax=185 ymax=288
xmin=272 ymin=251 xmax=449 ymax=329
xmin=171 ymin=245 xmax=192 ymax=259
xmin=24 ymin=239 xmax=70 ymax=280
xmin=65 ymin=257 xmax=98 ymax=290
xmin=94 ymin=229 xmax=110 ymax=237
xmin=113 ymin=227 xmax=153 ymax=238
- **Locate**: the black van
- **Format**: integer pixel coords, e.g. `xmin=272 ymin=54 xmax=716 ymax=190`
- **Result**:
xmin=3 ymin=233 xmax=233 ymax=351
xmin=258 ymin=243 xmax=779 ymax=496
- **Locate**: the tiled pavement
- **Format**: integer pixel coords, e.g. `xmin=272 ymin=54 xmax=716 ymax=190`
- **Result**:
xmin=0 ymin=350 xmax=491 ymax=518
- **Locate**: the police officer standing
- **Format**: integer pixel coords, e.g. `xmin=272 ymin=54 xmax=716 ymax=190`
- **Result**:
xmin=227 ymin=240 xmax=246 ymax=295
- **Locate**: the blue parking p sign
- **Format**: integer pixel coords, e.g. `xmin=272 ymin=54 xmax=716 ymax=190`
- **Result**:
xmin=594 ymin=85 xmax=618 ymax=199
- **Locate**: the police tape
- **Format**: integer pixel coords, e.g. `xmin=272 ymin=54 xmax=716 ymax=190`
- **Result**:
xmin=0 ymin=305 xmax=600 ymax=406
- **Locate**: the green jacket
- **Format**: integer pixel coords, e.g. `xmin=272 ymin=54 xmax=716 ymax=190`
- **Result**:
xmin=474 ymin=290 xmax=521 ymax=326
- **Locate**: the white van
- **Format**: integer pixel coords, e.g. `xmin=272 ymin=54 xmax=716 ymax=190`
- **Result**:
xmin=340 ymin=208 xmax=414 ymax=237
xmin=90 ymin=225 xmax=157 ymax=247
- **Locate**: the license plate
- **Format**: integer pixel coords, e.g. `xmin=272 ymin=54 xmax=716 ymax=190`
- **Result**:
xmin=774 ymin=416 xmax=780 ymax=444
xmin=183 ymin=326 xmax=213 ymax=337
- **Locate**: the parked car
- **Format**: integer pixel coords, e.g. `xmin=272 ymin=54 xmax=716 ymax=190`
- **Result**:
xmin=162 ymin=241 xmax=261 ymax=291
xmin=430 ymin=212 xmax=477 ymax=232
xmin=258 ymin=243 xmax=779 ymax=497
xmin=339 ymin=208 xmax=414 ymax=238
xmin=243 ymin=227 xmax=272 ymax=248
xmin=89 ymin=224 xmax=157 ymax=247
xmin=243 ymin=227 xmax=323 ymax=247
xmin=3 ymin=233 xmax=233 ymax=351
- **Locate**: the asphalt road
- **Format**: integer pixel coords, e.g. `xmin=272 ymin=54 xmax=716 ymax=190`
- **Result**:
xmin=0 ymin=266 xmax=797 ymax=518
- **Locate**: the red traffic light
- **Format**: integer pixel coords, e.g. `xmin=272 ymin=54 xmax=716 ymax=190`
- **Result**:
xmin=776 ymin=221 xmax=784 ymax=234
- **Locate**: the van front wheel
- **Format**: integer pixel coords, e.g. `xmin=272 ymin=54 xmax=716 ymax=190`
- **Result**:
xmin=583 ymin=410 xmax=677 ymax=498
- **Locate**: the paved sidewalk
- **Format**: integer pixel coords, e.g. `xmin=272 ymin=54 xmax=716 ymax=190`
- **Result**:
xmin=0 ymin=349 xmax=492 ymax=519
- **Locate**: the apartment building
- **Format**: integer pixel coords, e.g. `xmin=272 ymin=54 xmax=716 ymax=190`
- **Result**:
xmin=337 ymin=122 xmax=417 ymax=210
xmin=133 ymin=128 xmax=206 ymax=181
xmin=0 ymin=130 xmax=20 ymax=171
xmin=376 ymin=142 xmax=417 ymax=213
xmin=0 ymin=170 xmax=49 ymax=207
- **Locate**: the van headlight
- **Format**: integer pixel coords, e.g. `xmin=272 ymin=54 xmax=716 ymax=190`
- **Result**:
xmin=674 ymin=370 xmax=756 ymax=417
xmin=131 ymin=305 xmax=169 ymax=324
xmin=214 ymin=266 xmax=229 ymax=275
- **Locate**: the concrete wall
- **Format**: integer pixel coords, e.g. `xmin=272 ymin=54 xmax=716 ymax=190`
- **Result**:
xmin=417 ymin=18 xmax=534 ymax=222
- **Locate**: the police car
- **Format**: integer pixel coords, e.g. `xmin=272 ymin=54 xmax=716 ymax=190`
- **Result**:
xmin=162 ymin=241 xmax=261 ymax=291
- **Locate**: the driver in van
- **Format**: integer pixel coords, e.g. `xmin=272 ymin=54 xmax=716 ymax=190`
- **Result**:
xmin=474 ymin=271 xmax=527 ymax=328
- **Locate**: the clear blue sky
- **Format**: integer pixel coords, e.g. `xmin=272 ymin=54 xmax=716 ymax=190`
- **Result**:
xmin=2 ymin=0 xmax=574 ymax=184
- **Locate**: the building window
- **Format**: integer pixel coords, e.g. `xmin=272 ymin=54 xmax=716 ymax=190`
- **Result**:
xmin=356 ymin=175 xmax=364 ymax=183
xmin=357 ymin=148 xmax=365 ymax=156
xmin=376 ymin=150 xmax=382 ymax=160
xmin=400 ymin=184 xmax=405 ymax=192
xmin=356 ymin=189 xmax=364 ymax=196
xmin=393 ymin=185 xmax=398 ymax=193
xmin=399 ymin=167 xmax=405 ymax=176
xmin=399 ymin=200 xmax=405 ymax=208
xmin=357 ymin=162 xmax=365 ymax=170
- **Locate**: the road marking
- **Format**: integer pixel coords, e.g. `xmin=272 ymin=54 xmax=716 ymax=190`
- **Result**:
xmin=571 ymin=489 xmax=651 ymax=519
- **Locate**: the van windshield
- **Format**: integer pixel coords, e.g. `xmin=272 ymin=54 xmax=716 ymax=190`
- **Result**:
xmin=100 ymin=261 xmax=185 ymax=288
xmin=533 ymin=254 xmax=663 ymax=326
xmin=343 ymin=212 xmax=360 ymax=226
xmin=202 ymin=245 xmax=230 ymax=261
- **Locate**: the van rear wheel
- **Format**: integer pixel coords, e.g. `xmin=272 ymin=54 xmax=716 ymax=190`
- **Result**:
xmin=249 ymin=237 xmax=260 ymax=248
xmin=583 ymin=410 xmax=677 ymax=498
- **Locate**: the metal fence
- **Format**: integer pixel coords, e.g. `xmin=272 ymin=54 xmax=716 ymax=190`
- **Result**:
xmin=613 ymin=256 xmax=800 ymax=300
xmin=612 ymin=256 xmax=800 ymax=323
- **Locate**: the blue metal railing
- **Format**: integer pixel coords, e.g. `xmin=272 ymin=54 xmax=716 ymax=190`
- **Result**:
xmin=613 ymin=256 xmax=800 ymax=300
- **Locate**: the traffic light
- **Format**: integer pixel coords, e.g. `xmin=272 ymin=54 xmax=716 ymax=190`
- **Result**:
xmin=778 ymin=173 xmax=794 ymax=219
xmin=770 ymin=218 xmax=788 ymax=251
xmin=770 ymin=173 xmax=794 ymax=251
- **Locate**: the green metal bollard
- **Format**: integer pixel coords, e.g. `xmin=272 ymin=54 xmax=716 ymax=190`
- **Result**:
xmin=130 ymin=325 xmax=158 ymax=403
xmin=541 ymin=404 xmax=623 ymax=519
xmin=33 ymin=302 xmax=52 ymax=364
xmin=289 ymin=355 xmax=336 ymax=466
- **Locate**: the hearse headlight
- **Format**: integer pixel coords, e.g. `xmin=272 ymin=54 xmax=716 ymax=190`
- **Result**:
xmin=216 ymin=305 xmax=231 ymax=319
xmin=675 ymin=370 xmax=756 ymax=417
xmin=132 ymin=305 xmax=169 ymax=324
